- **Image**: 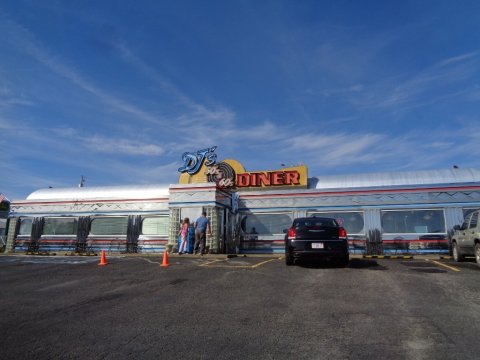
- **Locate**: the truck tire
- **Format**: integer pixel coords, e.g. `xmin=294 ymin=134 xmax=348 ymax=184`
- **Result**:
xmin=475 ymin=243 xmax=480 ymax=267
xmin=452 ymin=242 xmax=464 ymax=262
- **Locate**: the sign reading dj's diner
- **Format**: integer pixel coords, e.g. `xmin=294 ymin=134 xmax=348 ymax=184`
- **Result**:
xmin=178 ymin=146 xmax=307 ymax=190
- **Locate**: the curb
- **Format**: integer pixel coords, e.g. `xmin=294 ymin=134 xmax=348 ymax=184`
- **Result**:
xmin=25 ymin=251 xmax=57 ymax=256
xmin=65 ymin=252 xmax=98 ymax=256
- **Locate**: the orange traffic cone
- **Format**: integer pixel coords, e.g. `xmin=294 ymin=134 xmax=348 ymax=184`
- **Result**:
xmin=160 ymin=250 xmax=170 ymax=267
xmin=98 ymin=250 xmax=108 ymax=266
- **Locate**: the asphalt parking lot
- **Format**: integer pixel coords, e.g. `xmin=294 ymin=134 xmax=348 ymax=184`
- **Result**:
xmin=0 ymin=254 xmax=479 ymax=360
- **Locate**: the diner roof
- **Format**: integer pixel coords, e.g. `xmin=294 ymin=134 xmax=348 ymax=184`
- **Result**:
xmin=311 ymin=168 xmax=480 ymax=189
xmin=26 ymin=184 xmax=170 ymax=201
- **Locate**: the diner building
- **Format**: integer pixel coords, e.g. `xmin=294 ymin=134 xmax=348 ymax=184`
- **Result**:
xmin=4 ymin=147 xmax=480 ymax=256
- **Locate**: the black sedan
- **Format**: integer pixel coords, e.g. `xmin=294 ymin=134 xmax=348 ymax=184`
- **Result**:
xmin=284 ymin=216 xmax=349 ymax=266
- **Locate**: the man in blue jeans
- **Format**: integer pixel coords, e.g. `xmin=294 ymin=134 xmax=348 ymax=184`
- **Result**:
xmin=194 ymin=211 xmax=211 ymax=255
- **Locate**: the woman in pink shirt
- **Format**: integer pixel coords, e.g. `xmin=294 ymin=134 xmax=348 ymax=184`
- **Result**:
xmin=178 ymin=217 xmax=190 ymax=254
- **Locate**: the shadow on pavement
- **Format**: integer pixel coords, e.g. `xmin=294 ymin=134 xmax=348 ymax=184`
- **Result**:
xmin=296 ymin=258 xmax=385 ymax=270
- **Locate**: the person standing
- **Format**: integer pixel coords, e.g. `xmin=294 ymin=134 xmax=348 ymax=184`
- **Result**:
xmin=178 ymin=217 xmax=190 ymax=254
xmin=194 ymin=211 xmax=211 ymax=255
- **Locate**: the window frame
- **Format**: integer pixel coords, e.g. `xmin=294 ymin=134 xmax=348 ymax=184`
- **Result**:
xmin=89 ymin=216 xmax=129 ymax=236
xmin=381 ymin=209 xmax=447 ymax=235
xmin=42 ymin=217 xmax=78 ymax=236
xmin=18 ymin=217 xmax=33 ymax=236
xmin=241 ymin=212 xmax=293 ymax=236
xmin=140 ymin=216 xmax=170 ymax=236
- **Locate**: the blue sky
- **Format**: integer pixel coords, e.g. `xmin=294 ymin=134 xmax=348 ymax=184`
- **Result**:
xmin=1 ymin=1 xmax=480 ymax=200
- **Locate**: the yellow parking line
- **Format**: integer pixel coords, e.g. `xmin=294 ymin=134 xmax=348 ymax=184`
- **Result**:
xmin=251 ymin=258 xmax=280 ymax=268
xmin=426 ymin=259 xmax=461 ymax=272
xmin=199 ymin=259 xmax=224 ymax=267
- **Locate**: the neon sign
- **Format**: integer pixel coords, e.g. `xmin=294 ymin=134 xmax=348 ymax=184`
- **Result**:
xmin=178 ymin=146 xmax=217 ymax=175
xmin=236 ymin=171 xmax=300 ymax=187
xmin=178 ymin=147 xmax=307 ymax=189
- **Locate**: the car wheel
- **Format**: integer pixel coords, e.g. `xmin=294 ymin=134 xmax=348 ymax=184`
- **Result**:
xmin=452 ymin=242 xmax=464 ymax=262
xmin=339 ymin=253 xmax=349 ymax=267
xmin=285 ymin=249 xmax=294 ymax=266
xmin=475 ymin=243 xmax=480 ymax=267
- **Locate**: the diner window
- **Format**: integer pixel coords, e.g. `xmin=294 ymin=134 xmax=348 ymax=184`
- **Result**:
xmin=0 ymin=200 xmax=9 ymax=212
xmin=18 ymin=218 xmax=33 ymax=236
xmin=309 ymin=211 xmax=364 ymax=234
xmin=241 ymin=213 xmax=293 ymax=236
xmin=381 ymin=210 xmax=445 ymax=234
xmin=90 ymin=217 xmax=128 ymax=236
xmin=43 ymin=217 xmax=78 ymax=235
xmin=141 ymin=216 xmax=169 ymax=235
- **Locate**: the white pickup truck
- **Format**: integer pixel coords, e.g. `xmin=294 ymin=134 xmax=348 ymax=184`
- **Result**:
xmin=452 ymin=209 xmax=480 ymax=266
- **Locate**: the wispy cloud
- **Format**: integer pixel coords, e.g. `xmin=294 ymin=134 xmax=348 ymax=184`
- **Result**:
xmin=2 ymin=107 xmax=479 ymax=198
xmin=0 ymin=80 xmax=35 ymax=109
xmin=288 ymin=132 xmax=383 ymax=153
xmin=50 ymin=127 xmax=165 ymax=156
xmin=292 ymin=26 xmax=480 ymax=115
xmin=85 ymin=136 xmax=164 ymax=156
xmin=0 ymin=162 xmax=69 ymax=191
xmin=0 ymin=93 xmax=35 ymax=108
xmin=0 ymin=12 xmax=171 ymax=127
xmin=141 ymin=162 xmax=182 ymax=184
xmin=0 ymin=117 xmax=14 ymax=129
xmin=1 ymin=12 xmax=238 ymax=135
xmin=170 ymin=117 xmax=480 ymax=174
xmin=436 ymin=51 xmax=479 ymax=67
xmin=350 ymin=51 xmax=480 ymax=111
xmin=115 ymin=43 xmax=237 ymax=127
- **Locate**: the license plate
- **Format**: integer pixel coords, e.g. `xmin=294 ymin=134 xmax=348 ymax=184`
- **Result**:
xmin=311 ymin=243 xmax=324 ymax=249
